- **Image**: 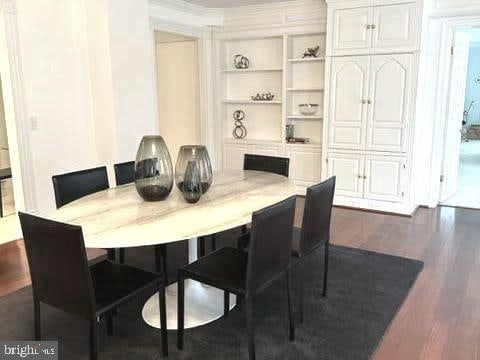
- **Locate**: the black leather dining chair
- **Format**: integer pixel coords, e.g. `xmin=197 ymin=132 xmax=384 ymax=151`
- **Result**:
xmin=52 ymin=166 xmax=121 ymax=262
xmin=113 ymin=161 xmax=135 ymax=186
xmin=177 ymin=196 xmax=296 ymax=360
xmin=292 ymin=177 xmax=335 ymax=323
xmin=198 ymin=154 xmax=291 ymax=257
xmin=18 ymin=212 xmax=168 ymax=359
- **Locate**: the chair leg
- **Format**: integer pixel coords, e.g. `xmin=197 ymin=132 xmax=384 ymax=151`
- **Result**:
xmin=298 ymin=260 xmax=304 ymax=325
xmin=323 ymin=241 xmax=329 ymax=297
xmin=224 ymin=291 xmax=230 ymax=316
xmin=106 ymin=312 xmax=113 ymax=336
xmin=286 ymin=269 xmax=295 ymax=341
xmin=158 ymin=283 xmax=168 ymax=358
xmin=241 ymin=225 xmax=247 ymax=235
xmin=246 ymin=298 xmax=256 ymax=360
xmin=177 ymin=272 xmax=185 ymax=350
xmin=107 ymin=249 xmax=116 ymax=262
xmin=198 ymin=236 xmax=206 ymax=257
xmin=211 ymin=234 xmax=217 ymax=252
xmin=155 ymin=245 xmax=168 ymax=283
xmin=34 ymin=299 xmax=41 ymax=340
xmin=119 ymin=248 xmax=125 ymax=264
xmin=90 ymin=318 xmax=99 ymax=360
xmin=0 ymin=181 xmax=3 ymax=218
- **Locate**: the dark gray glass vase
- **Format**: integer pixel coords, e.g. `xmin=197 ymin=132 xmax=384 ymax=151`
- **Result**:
xmin=175 ymin=145 xmax=213 ymax=193
xmin=134 ymin=135 xmax=173 ymax=201
xmin=183 ymin=161 xmax=202 ymax=204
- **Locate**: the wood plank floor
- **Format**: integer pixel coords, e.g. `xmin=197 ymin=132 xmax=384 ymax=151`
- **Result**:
xmin=1 ymin=201 xmax=479 ymax=359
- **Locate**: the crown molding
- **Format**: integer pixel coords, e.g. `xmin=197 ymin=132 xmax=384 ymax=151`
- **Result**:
xmin=149 ymin=0 xmax=224 ymax=21
xmin=0 ymin=0 xmax=17 ymax=14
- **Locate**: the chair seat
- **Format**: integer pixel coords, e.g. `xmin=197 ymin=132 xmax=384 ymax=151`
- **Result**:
xmin=91 ymin=260 xmax=161 ymax=313
xmin=181 ymin=247 xmax=248 ymax=295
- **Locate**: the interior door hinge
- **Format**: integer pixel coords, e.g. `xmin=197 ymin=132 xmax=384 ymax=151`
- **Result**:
xmin=325 ymin=158 xmax=328 ymax=163
xmin=401 ymin=191 xmax=405 ymax=197
xmin=440 ymin=174 xmax=444 ymax=183
xmin=451 ymin=46 xmax=454 ymax=55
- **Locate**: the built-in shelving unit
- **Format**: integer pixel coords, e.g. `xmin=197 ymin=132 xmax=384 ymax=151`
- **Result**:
xmin=218 ymin=32 xmax=326 ymax=193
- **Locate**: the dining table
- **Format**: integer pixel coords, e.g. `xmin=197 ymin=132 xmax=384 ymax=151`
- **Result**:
xmin=49 ymin=169 xmax=297 ymax=330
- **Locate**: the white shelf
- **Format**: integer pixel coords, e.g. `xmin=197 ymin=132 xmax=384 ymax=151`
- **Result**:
xmin=287 ymin=115 xmax=323 ymax=120
xmin=288 ymin=57 xmax=325 ymax=63
xmin=223 ymin=100 xmax=282 ymax=105
xmin=287 ymin=87 xmax=324 ymax=92
xmin=222 ymin=68 xmax=283 ymax=73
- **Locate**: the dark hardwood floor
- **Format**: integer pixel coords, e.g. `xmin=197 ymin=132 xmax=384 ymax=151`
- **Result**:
xmin=1 ymin=201 xmax=479 ymax=359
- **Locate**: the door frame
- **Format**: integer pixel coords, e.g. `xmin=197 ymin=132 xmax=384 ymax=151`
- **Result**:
xmin=149 ymin=17 xmax=216 ymax=167
xmin=0 ymin=2 xmax=37 ymax=213
xmin=423 ymin=13 xmax=480 ymax=207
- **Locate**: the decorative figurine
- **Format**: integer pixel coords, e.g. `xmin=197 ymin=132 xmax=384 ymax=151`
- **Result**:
xmin=233 ymin=110 xmax=247 ymax=139
xmin=251 ymin=92 xmax=275 ymax=101
xmin=302 ymin=45 xmax=320 ymax=58
xmin=234 ymin=54 xmax=250 ymax=69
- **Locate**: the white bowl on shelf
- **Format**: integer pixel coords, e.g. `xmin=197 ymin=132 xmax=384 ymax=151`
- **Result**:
xmin=298 ymin=104 xmax=319 ymax=116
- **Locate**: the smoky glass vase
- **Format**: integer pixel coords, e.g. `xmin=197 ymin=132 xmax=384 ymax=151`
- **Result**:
xmin=134 ymin=135 xmax=174 ymax=201
xmin=183 ymin=161 xmax=202 ymax=204
xmin=175 ymin=145 xmax=213 ymax=193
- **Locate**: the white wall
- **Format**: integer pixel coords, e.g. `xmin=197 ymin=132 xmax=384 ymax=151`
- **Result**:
xmin=0 ymin=81 xmax=9 ymax=168
xmin=15 ymin=0 xmax=97 ymax=214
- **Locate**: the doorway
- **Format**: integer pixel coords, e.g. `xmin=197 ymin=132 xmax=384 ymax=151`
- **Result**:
xmin=440 ymin=28 xmax=480 ymax=209
xmin=154 ymin=31 xmax=201 ymax=164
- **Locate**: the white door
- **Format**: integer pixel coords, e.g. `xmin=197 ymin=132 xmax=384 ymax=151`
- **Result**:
xmin=223 ymin=143 xmax=250 ymax=170
xmin=286 ymin=146 xmax=322 ymax=184
xmin=366 ymin=54 xmax=412 ymax=152
xmin=364 ymin=155 xmax=405 ymax=202
xmin=329 ymin=56 xmax=370 ymax=150
xmin=372 ymin=3 xmax=417 ymax=51
xmin=440 ymin=32 xmax=470 ymax=202
xmin=327 ymin=152 xmax=364 ymax=198
xmin=331 ymin=7 xmax=373 ymax=54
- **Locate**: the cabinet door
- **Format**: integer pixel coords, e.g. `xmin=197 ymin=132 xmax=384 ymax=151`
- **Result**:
xmin=364 ymin=155 xmax=405 ymax=202
xmin=223 ymin=143 xmax=250 ymax=170
xmin=328 ymin=56 xmax=369 ymax=150
xmin=372 ymin=3 xmax=417 ymax=51
xmin=331 ymin=7 xmax=373 ymax=54
xmin=285 ymin=146 xmax=322 ymax=184
xmin=366 ymin=54 xmax=412 ymax=152
xmin=252 ymin=144 xmax=284 ymax=157
xmin=327 ymin=152 xmax=364 ymax=198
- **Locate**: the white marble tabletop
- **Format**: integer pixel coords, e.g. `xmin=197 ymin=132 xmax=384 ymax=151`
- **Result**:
xmin=49 ymin=170 xmax=296 ymax=249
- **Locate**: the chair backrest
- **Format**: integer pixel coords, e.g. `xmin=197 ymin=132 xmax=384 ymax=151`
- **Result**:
xmin=246 ymin=196 xmax=296 ymax=297
xmin=300 ymin=177 xmax=336 ymax=256
xmin=52 ymin=166 xmax=109 ymax=208
xmin=114 ymin=161 xmax=135 ymax=186
xmin=18 ymin=212 xmax=95 ymax=320
xmin=243 ymin=154 xmax=290 ymax=177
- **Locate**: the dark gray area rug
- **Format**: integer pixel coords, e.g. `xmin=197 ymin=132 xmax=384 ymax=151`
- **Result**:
xmin=0 ymin=245 xmax=423 ymax=359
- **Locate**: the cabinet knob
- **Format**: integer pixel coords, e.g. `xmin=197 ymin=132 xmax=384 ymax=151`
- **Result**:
xmin=367 ymin=100 xmax=372 ymax=104
xmin=363 ymin=175 xmax=367 ymax=179
xmin=371 ymin=24 xmax=376 ymax=29
xmin=358 ymin=175 xmax=362 ymax=179
xmin=366 ymin=24 xmax=372 ymax=29
xmin=362 ymin=100 xmax=367 ymax=104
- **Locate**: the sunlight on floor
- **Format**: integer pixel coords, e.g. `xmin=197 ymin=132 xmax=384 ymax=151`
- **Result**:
xmin=441 ymin=140 xmax=480 ymax=209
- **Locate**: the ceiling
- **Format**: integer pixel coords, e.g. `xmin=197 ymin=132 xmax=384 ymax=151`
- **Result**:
xmin=183 ymin=0 xmax=289 ymax=8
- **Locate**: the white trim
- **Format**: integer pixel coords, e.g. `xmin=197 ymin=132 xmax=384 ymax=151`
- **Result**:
xmin=0 ymin=9 xmax=37 ymax=213
xmin=0 ymin=0 xmax=16 ymax=14
xmin=149 ymin=0 xmax=223 ymax=21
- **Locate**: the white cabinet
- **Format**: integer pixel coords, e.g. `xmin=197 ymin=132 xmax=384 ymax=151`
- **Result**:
xmin=364 ymin=155 xmax=405 ymax=202
xmin=331 ymin=7 xmax=372 ymax=53
xmin=327 ymin=152 xmax=364 ymax=198
xmin=329 ymin=53 xmax=412 ymax=152
xmin=327 ymin=1 xmax=419 ymax=56
xmin=286 ymin=145 xmax=322 ymax=185
xmin=328 ymin=56 xmax=369 ymax=150
xmin=327 ymin=152 xmax=406 ymax=203
xmin=366 ymin=54 xmax=412 ymax=152
xmin=223 ymin=143 xmax=250 ymax=170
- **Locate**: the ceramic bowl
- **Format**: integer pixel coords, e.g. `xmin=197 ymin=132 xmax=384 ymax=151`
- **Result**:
xmin=299 ymin=104 xmax=319 ymax=115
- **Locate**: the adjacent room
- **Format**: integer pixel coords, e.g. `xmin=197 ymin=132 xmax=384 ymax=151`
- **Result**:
xmin=0 ymin=1 xmax=479 ymax=360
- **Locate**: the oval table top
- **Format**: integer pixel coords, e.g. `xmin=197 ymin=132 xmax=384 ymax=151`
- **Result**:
xmin=49 ymin=170 xmax=297 ymax=249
